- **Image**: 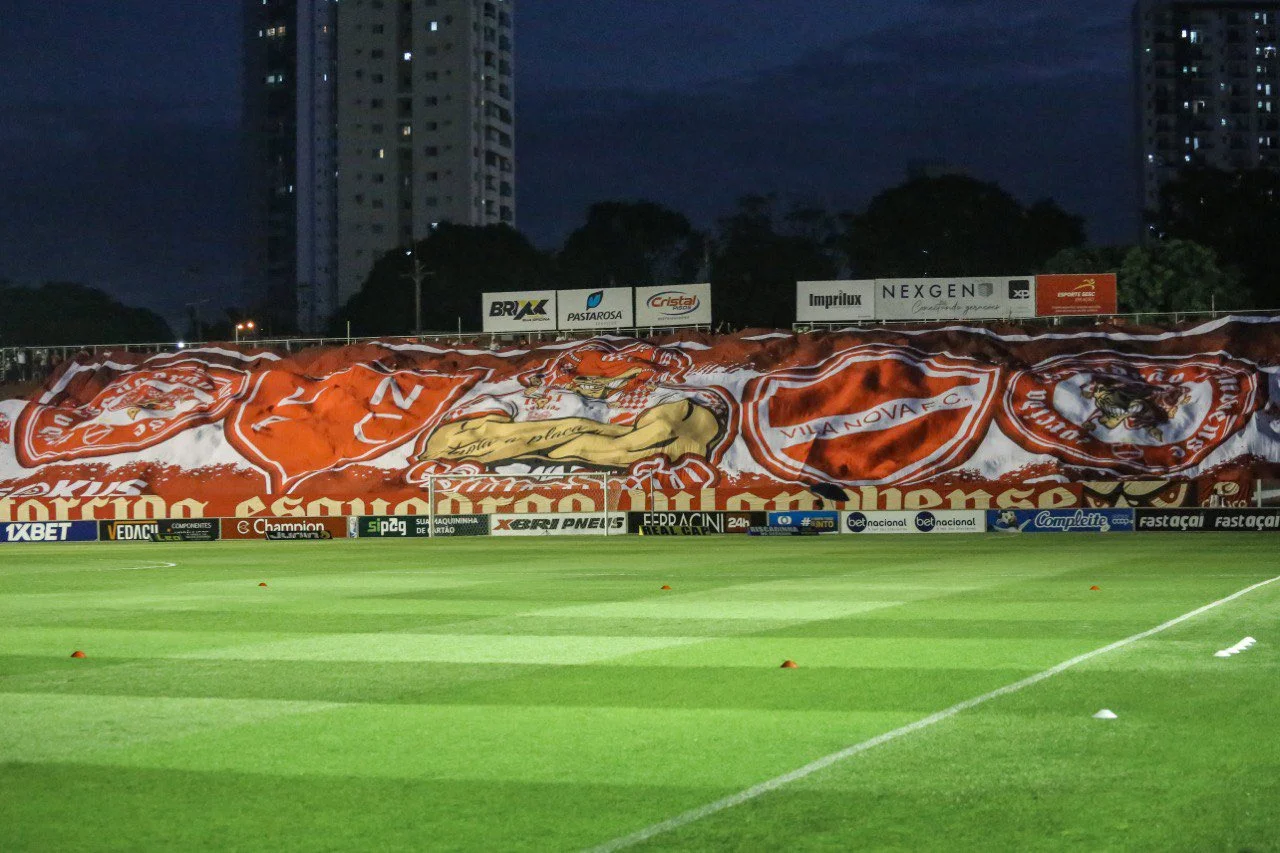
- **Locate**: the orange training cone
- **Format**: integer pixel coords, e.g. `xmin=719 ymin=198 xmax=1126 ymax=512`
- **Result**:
xmin=259 ymin=582 xmax=268 ymax=587
xmin=661 ymin=585 xmax=671 ymax=590
xmin=1090 ymin=585 xmax=1100 ymax=591
xmin=70 ymin=650 xmax=86 ymax=659
xmin=780 ymin=660 xmax=798 ymax=669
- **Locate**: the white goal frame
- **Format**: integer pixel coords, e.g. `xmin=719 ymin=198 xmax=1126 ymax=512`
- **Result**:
xmin=425 ymin=471 xmax=621 ymax=536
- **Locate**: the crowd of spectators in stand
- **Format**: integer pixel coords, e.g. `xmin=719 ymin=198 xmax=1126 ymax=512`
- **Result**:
xmin=2 ymin=349 xmax=67 ymax=386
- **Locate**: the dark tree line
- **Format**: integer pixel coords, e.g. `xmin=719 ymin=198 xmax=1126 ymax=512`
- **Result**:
xmin=0 ymin=281 xmax=172 ymax=347
xmin=6 ymin=167 xmax=1272 ymax=347
xmin=334 ymin=173 xmax=1103 ymax=335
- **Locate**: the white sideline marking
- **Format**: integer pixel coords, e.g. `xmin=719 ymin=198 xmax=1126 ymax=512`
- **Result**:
xmin=584 ymin=574 xmax=1280 ymax=853
xmin=99 ymin=562 xmax=178 ymax=572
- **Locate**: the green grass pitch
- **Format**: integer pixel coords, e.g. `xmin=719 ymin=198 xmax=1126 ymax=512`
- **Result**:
xmin=1 ymin=534 xmax=1277 ymax=851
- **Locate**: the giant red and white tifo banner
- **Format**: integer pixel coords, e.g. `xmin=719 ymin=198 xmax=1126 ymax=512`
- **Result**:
xmin=1 ymin=317 xmax=1278 ymax=520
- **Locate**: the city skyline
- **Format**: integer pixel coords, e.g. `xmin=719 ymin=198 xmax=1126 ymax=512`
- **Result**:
xmin=4 ymin=0 xmax=1142 ymax=330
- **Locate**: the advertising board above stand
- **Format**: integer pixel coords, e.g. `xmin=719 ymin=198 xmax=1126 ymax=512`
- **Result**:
xmin=797 ymin=274 xmax=1118 ymax=323
xmin=483 ymin=285 xmax=712 ymax=333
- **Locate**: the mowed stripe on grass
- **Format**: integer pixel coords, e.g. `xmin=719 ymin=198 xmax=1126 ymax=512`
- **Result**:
xmin=0 ymin=534 xmax=1276 ymax=851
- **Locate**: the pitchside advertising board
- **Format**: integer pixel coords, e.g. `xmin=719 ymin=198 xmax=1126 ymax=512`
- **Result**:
xmin=556 ymin=287 xmax=635 ymax=331
xmin=482 ymin=290 xmax=557 ymax=333
xmin=351 ymin=515 xmax=490 ymax=537
xmin=987 ymin=508 xmax=1135 ymax=533
xmin=795 ymin=280 xmax=876 ymax=323
xmin=635 ymin=283 xmax=712 ymax=327
xmin=625 ymin=511 xmax=760 ymax=535
xmin=765 ymin=510 xmax=840 ymax=534
xmin=220 ymin=517 xmax=349 ymax=540
xmin=1135 ymin=508 xmax=1280 ymax=532
xmin=841 ymin=510 xmax=986 ymax=534
xmin=490 ymin=512 xmax=625 ymax=535
xmin=0 ymin=520 xmax=98 ymax=543
xmin=98 ymin=519 xmax=220 ymax=542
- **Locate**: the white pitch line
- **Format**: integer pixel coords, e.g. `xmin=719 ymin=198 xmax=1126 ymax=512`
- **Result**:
xmin=584 ymin=573 xmax=1280 ymax=853
xmin=98 ymin=562 xmax=178 ymax=572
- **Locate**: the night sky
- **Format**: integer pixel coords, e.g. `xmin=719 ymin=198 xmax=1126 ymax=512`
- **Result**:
xmin=1 ymin=0 xmax=1138 ymax=329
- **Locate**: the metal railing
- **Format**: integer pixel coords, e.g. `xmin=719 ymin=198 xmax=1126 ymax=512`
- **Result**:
xmin=0 ymin=325 xmax=716 ymax=385
xmin=3 ymin=311 xmax=1276 ymax=386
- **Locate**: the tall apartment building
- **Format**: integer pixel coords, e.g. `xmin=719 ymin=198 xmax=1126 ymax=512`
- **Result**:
xmin=1135 ymin=0 xmax=1280 ymax=214
xmin=244 ymin=0 xmax=515 ymax=333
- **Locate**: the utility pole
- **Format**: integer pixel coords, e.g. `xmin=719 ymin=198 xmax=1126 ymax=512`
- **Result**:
xmin=402 ymin=249 xmax=434 ymax=336
xmin=185 ymin=299 xmax=210 ymax=342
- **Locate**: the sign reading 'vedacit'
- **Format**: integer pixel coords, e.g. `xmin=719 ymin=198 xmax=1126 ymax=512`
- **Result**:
xmin=482 ymin=290 xmax=557 ymax=333
xmin=876 ymin=277 xmax=1035 ymax=321
xmin=796 ymin=280 xmax=875 ymax=323
xmin=557 ymin=288 xmax=634 ymax=331
xmin=635 ymin=283 xmax=711 ymax=326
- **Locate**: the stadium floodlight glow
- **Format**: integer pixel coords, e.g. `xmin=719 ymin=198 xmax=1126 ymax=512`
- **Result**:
xmin=235 ymin=320 xmax=257 ymax=343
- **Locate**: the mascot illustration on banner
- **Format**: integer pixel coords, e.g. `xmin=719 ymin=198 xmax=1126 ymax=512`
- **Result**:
xmin=408 ymin=341 xmax=734 ymax=487
xmin=999 ymin=351 xmax=1260 ymax=474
